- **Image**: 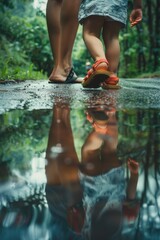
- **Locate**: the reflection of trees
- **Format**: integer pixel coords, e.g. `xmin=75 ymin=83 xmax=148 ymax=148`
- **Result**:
xmin=118 ymin=109 xmax=160 ymax=238
xmin=118 ymin=109 xmax=160 ymax=162
xmin=71 ymin=108 xmax=88 ymax=160
xmin=72 ymin=107 xmax=160 ymax=238
xmin=0 ymin=106 xmax=160 ymax=238
xmin=0 ymin=109 xmax=51 ymax=173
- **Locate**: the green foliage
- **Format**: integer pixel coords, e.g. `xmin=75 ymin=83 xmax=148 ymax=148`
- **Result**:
xmin=76 ymin=0 xmax=160 ymax=78
xmin=0 ymin=0 xmax=160 ymax=80
xmin=1 ymin=108 xmax=160 ymax=175
xmin=0 ymin=35 xmax=47 ymax=80
xmin=0 ymin=0 xmax=51 ymax=80
xmin=0 ymin=109 xmax=51 ymax=171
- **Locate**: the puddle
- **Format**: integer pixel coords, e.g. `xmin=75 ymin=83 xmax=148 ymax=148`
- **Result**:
xmin=0 ymin=91 xmax=160 ymax=240
xmin=0 ymin=79 xmax=160 ymax=239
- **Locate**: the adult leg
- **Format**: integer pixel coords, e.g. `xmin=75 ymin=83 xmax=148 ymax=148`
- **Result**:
xmin=49 ymin=0 xmax=81 ymax=82
xmin=60 ymin=0 xmax=81 ymax=72
xmin=46 ymin=0 xmax=63 ymax=80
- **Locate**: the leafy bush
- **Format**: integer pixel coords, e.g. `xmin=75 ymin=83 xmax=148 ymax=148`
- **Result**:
xmin=0 ymin=0 xmax=51 ymax=80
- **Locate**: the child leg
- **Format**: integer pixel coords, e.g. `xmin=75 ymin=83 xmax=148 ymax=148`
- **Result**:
xmin=101 ymin=20 xmax=122 ymax=89
xmin=83 ymin=16 xmax=106 ymax=62
xmin=82 ymin=16 xmax=110 ymax=88
xmin=102 ymin=20 xmax=122 ymax=75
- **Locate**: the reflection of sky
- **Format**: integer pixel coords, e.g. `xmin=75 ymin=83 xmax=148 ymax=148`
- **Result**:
xmin=33 ymin=0 xmax=46 ymax=13
xmin=30 ymin=152 xmax=46 ymax=184
xmin=14 ymin=152 xmax=47 ymax=184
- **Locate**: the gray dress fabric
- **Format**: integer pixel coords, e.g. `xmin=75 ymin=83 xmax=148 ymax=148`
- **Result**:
xmin=79 ymin=166 xmax=126 ymax=238
xmin=79 ymin=166 xmax=126 ymax=209
xmin=78 ymin=0 xmax=128 ymax=25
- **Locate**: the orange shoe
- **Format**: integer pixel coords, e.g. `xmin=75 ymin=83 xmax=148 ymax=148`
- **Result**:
xmin=102 ymin=75 xmax=121 ymax=89
xmin=82 ymin=59 xmax=111 ymax=88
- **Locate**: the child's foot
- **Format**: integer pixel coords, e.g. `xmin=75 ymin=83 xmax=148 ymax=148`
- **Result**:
xmin=82 ymin=59 xmax=111 ymax=88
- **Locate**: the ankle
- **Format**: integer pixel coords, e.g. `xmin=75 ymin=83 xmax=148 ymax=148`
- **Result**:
xmin=64 ymin=66 xmax=72 ymax=74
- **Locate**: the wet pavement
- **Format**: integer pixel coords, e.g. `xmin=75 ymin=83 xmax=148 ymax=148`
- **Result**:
xmin=0 ymin=78 xmax=160 ymax=113
xmin=0 ymin=78 xmax=160 ymax=240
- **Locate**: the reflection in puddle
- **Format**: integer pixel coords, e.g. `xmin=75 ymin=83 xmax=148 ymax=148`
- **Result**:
xmin=0 ymin=99 xmax=160 ymax=239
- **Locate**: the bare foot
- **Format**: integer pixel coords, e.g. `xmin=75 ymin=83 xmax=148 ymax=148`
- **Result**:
xmin=49 ymin=66 xmax=83 ymax=83
xmin=49 ymin=67 xmax=68 ymax=82
xmin=75 ymin=77 xmax=83 ymax=83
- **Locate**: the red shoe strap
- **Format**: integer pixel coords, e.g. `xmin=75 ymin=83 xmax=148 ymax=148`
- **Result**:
xmin=93 ymin=58 xmax=109 ymax=70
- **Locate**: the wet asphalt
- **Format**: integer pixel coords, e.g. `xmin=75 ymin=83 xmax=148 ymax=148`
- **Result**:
xmin=0 ymin=78 xmax=160 ymax=114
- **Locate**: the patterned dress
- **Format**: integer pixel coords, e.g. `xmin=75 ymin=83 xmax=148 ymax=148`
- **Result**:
xmin=78 ymin=0 xmax=128 ymax=25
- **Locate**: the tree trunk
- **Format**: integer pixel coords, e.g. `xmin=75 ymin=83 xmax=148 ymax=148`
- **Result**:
xmin=154 ymin=0 xmax=160 ymax=70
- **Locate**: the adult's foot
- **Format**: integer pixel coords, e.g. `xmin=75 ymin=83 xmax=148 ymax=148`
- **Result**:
xmin=49 ymin=66 xmax=68 ymax=82
xmin=49 ymin=66 xmax=83 ymax=84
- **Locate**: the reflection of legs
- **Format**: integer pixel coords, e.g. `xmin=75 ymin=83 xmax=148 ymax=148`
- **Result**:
xmin=81 ymin=130 xmax=120 ymax=175
xmin=81 ymin=110 xmax=120 ymax=175
xmin=46 ymin=104 xmax=79 ymax=184
xmin=100 ymin=111 xmax=121 ymax=170
xmin=102 ymin=21 xmax=122 ymax=74
xmin=82 ymin=131 xmax=103 ymax=160
xmin=82 ymin=110 xmax=109 ymax=172
xmin=81 ymin=130 xmax=104 ymax=175
xmin=45 ymin=104 xmax=84 ymax=230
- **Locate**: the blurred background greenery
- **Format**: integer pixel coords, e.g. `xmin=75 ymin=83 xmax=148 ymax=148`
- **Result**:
xmin=0 ymin=0 xmax=160 ymax=81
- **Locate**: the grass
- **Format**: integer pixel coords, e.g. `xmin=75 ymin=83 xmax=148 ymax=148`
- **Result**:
xmin=137 ymin=71 xmax=160 ymax=78
xmin=0 ymin=64 xmax=47 ymax=81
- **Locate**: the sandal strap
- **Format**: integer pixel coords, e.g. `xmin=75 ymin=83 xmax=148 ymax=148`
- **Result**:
xmin=65 ymin=67 xmax=77 ymax=83
xmin=105 ymin=76 xmax=119 ymax=84
xmin=92 ymin=58 xmax=109 ymax=70
xmin=84 ymin=59 xmax=109 ymax=82
xmin=83 ymin=68 xmax=94 ymax=81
